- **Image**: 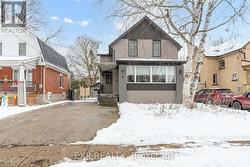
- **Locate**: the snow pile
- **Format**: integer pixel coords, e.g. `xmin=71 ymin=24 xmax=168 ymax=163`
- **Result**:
xmin=87 ymin=103 xmax=250 ymax=145
xmin=0 ymin=101 xmax=69 ymax=120
xmin=52 ymin=145 xmax=250 ymax=167
xmin=0 ymin=98 xmax=98 ymax=120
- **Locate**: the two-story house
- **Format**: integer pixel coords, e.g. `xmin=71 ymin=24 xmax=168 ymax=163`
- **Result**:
xmin=99 ymin=16 xmax=186 ymax=104
xmin=198 ymin=40 xmax=250 ymax=95
xmin=0 ymin=1 xmax=70 ymax=106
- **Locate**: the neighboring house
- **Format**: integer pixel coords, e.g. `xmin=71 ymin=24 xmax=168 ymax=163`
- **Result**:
xmin=198 ymin=40 xmax=250 ymax=95
xmin=99 ymin=16 xmax=186 ymax=104
xmin=0 ymin=31 xmax=70 ymax=105
xmin=0 ymin=0 xmax=70 ymax=106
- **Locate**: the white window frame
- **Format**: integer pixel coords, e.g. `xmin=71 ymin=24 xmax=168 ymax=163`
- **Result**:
xmin=59 ymin=74 xmax=64 ymax=88
xmin=126 ymin=66 xmax=176 ymax=84
xmin=0 ymin=42 xmax=2 ymax=56
xmin=12 ymin=69 xmax=33 ymax=86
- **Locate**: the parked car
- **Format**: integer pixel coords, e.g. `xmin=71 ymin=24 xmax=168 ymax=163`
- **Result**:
xmin=231 ymin=92 xmax=250 ymax=110
xmin=194 ymin=89 xmax=235 ymax=106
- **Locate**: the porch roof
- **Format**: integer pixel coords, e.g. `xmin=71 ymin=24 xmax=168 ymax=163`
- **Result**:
xmin=0 ymin=56 xmax=39 ymax=68
xmin=99 ymin=62 xmax=117 ymax=71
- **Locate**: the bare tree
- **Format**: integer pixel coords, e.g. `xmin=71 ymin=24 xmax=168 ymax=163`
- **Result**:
xmin=26 ymin=0 xmax=45 ymax=31
xmin=68 ymin=35 xmax=100 ymax=86
xmin=108 ymin=0 xmax=249 ymax=105
xmin=43 ymin=26 xmax=65 ymax=45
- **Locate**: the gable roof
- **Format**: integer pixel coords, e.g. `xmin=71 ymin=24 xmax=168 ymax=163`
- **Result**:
xmin=109 ymin=16 xmax=182 ymax=50
xmin=37 ymin=38 xmax=70 ymax=73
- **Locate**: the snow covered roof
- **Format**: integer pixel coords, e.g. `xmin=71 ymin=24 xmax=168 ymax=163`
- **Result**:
xmin=205 ymin=39 xmax=249 ymax=57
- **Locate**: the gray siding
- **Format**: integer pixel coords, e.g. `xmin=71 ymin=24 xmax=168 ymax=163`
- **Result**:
xmin=113 ymin=39 xmax=178 ymax=61
xmin=127 ymin=91 xmax=176 ymax=104
xmin=100 ymin=55 xmax=113 ymax=62
xmin=118 ymin=65 xmax=127 ymax=103
xmin=112 ymin=69 xmax=118 ymax=95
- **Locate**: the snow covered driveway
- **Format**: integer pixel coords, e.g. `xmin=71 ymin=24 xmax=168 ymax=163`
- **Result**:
xmin=87 ymin=103 xmax=250 ymax=145
xmin=0 ymin=102 xmax=118 ymax=146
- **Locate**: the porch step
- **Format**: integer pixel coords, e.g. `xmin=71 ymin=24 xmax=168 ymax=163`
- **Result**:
xmin=99 ymin=94 xmax=118 ymax=107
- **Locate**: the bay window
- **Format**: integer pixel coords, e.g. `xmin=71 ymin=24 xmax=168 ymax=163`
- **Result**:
xmin=126 ymin=66 xmax=176 ymax=84
xmin=136 ymin=66 xmax=150 ymax=83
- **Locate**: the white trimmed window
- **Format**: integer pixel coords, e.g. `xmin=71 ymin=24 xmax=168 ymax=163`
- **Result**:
xmin=128 ymin=39 xmax=138 ymax=57
xmin=136 ymin=66 xmax=150 ymax=83
xmin=127 ymin=66 xmax=135 ymax=83
xmin=153 ymin=40 xmax=161 ymax=57
xmin=13 ymin=70 xmax=19 ymax=81
xmin=152 ymin=66 xmax=166 ymax=82
xmin=126 ymin=66 xmax=176 ymax=84
xmin=167 ymin=66 xmax=176 ymax=83
xmin=59 ymin=74 xmax=64 ymax=88
xmin=19 ymin=43 xmax=26 ymax=56
xmin=13 ymin=69 xmax=32 ymax=82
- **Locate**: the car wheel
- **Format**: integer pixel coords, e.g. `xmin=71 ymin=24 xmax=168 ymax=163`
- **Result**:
xmin=232 ymin=101 xmax=242 ymax=110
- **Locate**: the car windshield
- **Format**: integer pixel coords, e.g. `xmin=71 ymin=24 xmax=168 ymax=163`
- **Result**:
xmin=215 ymin=89 xmax=233 ymax=93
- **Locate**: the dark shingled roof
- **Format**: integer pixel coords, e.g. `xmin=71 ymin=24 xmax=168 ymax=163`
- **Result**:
xmin=37 ymin=38 xmax=70 ymax=72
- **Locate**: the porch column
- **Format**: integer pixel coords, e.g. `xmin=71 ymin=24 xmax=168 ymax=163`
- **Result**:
xmin=18 ymin=65 xmax=27 ymax=106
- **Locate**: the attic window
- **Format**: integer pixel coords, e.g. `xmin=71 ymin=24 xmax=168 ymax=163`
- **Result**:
xmin=1 ymin=1 xmax=26 ymax=27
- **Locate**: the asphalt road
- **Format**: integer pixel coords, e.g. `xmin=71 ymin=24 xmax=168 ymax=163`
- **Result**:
xmin=0 ymin=102 xmax=118 ymax=146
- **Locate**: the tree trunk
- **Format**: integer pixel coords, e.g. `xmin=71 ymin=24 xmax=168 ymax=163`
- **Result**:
xmin=183 ymin=44 xmax=195 ymax=105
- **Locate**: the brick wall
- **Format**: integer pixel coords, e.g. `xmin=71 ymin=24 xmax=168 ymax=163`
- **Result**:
xmin=0 ymin=67 xmax=12 ymax=80
xmin=33 ymin=66 xmax=43 ymax=93
xmin=0 ymin=66 xmax=69 ymax=95
xmin=45 ymin=67 xmax=69 ymax=94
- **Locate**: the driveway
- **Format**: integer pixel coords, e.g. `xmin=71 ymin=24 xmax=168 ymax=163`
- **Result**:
xmin=0 ymin=102 xmax=118 ymax=146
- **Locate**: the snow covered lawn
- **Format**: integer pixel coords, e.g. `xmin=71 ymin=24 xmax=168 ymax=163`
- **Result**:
xmin=52 ymin=145 xmax=250 ymax=167
xmin=0 ymin=98 xmax=98 ymax=120
xmin=87 ymin=103 xmax=250 ymax=145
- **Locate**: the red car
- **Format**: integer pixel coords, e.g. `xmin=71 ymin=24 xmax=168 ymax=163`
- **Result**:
xmin=194 ymin=89 xmax=235 ymax=106
xmin=231 ymin=92 xmax=250 ymax=110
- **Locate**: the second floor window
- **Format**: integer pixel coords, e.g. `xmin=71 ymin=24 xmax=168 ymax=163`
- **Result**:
xmin=19 ymin=43 xmax=26 ymax=56
xmin=153 ymin=40 xmax=161 ymax=57
xmin=219 ymin=60 xmax=225 ymax=69
xmin=128 ymin=39 xmax=138 ymax=57
xmin=1 ymin=1 xmax=26 ymax=27
xmin=213 ymin=74 xmax=218 ymax=84
xmin=0 ymin=43 xmax=2 ymax=56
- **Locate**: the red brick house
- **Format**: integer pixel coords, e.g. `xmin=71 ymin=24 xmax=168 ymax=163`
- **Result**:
xmin=0 ymin=32 xmax=70 ymax=106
